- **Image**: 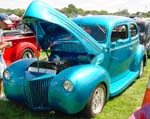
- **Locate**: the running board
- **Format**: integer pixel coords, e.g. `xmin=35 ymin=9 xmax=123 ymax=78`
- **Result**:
xmin=110 ymin=71 xmax=139 ymax=97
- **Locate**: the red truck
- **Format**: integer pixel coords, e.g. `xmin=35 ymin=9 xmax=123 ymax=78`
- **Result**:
xmin=3 ymin=23 xmax=40 ymax=66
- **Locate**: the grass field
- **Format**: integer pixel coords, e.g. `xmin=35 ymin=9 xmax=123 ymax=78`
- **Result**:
xmin=0 ymin=59 xmax=149 ymax=119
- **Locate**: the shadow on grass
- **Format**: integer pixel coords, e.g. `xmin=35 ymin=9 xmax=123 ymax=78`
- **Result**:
xmin=0 ymin=100 xmax=91 ymax=119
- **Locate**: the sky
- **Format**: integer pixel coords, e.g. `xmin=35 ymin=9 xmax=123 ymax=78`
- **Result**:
xmin=0 ymin=0 xmax=150 ymax=13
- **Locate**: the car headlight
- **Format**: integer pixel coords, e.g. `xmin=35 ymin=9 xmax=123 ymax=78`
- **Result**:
xmin=63 ymin=80 xmax=73 ymax=92
xmin=3 ymin=70 xmax=11 ymax=80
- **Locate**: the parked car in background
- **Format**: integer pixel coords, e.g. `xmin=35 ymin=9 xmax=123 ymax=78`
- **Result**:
xmin=3 ymin=1 xmax=146 ymax=117
xmin=134 ymin=18 xmax=150 ymax=57
xmin=3 ymin=23 xmax=40 ymax=66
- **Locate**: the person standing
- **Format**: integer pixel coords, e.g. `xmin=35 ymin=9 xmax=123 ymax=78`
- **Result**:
xmin=0 ymin=27 xmax=12 ymax=98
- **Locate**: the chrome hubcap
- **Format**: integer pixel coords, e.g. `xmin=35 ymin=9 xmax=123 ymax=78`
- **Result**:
xmin=23 ymin=52 xmax=33 ymax=58
xmin=92 ymin=87 xmax=105 ymax=114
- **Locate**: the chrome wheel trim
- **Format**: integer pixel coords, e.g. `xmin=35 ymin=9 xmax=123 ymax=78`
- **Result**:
xmin=22 ymin=51 xmax=33 ymax=58
xmin=91 ymin=87 xmax=105 ymax=114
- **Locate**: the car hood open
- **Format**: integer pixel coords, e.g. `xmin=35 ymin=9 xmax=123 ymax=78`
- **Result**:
xmin=23 ymin=0 xmax=102 ymax=55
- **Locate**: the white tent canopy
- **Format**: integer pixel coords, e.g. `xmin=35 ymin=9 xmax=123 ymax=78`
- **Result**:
xmin=9 ymin=14 xmax=20 ymax=21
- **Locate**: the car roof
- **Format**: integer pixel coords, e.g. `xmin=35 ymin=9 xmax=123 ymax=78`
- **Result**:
xmin=73 ymin=15 xmax=134 ymax=28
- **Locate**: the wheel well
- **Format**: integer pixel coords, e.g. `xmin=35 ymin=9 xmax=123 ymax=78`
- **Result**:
xmin=84 ymin=82 xmax=107 ymax=117
xmin=90 ymin=82 xmax=109 ymax=101
xmin=22 ymin=48 xmax=34 ymax=53
xmin=100 ymin=82 xmax=109 ymax=100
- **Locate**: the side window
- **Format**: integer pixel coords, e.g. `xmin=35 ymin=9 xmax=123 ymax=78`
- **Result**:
xmin=130 ymin=23 xmax=138 ymax=37
xmin=111 ymin=25 xmax=128 ymax=42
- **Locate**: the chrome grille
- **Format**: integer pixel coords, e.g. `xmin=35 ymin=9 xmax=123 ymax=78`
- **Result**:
xmin=25 ymin=78 xmax=51 ymax=109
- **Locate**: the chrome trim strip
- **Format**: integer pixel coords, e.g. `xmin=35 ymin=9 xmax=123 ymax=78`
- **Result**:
xmin=110 ymin=40 xmax=138 ymax=51
xmin=28 ymin=67 xmax=56 ymax=74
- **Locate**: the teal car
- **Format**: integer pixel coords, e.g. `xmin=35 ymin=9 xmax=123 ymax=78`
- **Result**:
xmin=3 ymin=1 xmax=146 ymax=117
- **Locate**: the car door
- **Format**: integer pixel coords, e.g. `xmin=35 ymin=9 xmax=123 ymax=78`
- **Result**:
xmin=108 ymin=24 xmax=133 ymax=82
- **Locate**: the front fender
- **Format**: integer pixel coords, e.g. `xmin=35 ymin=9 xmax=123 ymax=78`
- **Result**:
xmin=3 ymin=58 xmax=37 ymax=102
xmin=130 ymin=44 xmax=146 ymax=72
xmin=5 ymin=58 xmax=37 ymax=73
xmin=48 ymin=64 xmax=110 ymax=114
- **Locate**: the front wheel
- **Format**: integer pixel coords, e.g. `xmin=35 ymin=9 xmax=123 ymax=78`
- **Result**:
xmin=21 ymin=48 xmax=34 ymax=59
xmin=84 ymin=84 xmax=106 ymax=117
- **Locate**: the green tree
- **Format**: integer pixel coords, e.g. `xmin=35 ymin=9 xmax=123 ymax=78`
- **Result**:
xmin=61 ymin=4 xmax=78 ymax=17
xmin=113 ymin=9 xmax=129 ymax=16
xmin=0 ymin=8 xmax=25 ymax=17
xmin=99 ymin=10 xmax=109 ymax=15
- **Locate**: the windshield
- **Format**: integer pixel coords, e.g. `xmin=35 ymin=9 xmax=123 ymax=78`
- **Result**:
xmin=78 ymin=24 xmax=107 ymax=42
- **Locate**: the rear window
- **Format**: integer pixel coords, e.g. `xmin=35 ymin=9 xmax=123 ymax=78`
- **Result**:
xmin=130 ymin=23 xmax=138 ymax=37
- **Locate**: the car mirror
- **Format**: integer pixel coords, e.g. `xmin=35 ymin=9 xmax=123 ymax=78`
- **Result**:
xmin=91 ymin=53 xmax=104 ymax=65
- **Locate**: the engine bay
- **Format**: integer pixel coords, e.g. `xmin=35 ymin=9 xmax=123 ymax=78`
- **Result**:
xmin=27 ymin=52 xmax=92 ymax=74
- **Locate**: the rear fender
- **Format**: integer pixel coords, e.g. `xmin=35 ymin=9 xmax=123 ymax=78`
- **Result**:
xmin=130 ymin=44 xmax=146 ymax=72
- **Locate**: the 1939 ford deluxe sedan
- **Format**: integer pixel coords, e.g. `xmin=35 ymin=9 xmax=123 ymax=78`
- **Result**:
xmin=3 ymin=1 xmax=146 ymax=117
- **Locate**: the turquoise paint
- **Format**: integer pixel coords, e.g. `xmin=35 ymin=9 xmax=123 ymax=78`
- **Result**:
xmin=3 ymin=0 xmax=146 ymax=115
